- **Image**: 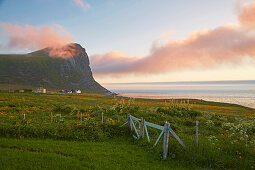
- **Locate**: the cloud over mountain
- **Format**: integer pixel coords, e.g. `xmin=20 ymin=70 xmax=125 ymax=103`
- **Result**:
xmin=0 ymin=23 xmax=74 ymax=51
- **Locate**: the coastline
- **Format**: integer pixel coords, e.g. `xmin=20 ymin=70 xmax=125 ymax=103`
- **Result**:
xmin=116 ymin=92 xmax=255 ymax=109
xmin=104 ymin=80 xmax=255 ymax=110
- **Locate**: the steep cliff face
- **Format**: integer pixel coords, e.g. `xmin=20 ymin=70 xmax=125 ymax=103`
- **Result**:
xmin=0 ymin=43 xmax=110 ymax=94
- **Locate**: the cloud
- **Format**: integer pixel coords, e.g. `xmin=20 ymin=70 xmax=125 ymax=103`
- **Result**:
xmin=72 ymin=0 xmax=90 ymax=11
xmin=90 ymin=51 xmax=140 ymax=76
xmin=0 ymin=23 xmax=74 ymax=51
xmin=238 ymin=1 xmax=255 ymax=29
xmin=90 ymin=1 xmax=255 ymax=77
xmin=47 ymin=43 xmax=79 ymax=58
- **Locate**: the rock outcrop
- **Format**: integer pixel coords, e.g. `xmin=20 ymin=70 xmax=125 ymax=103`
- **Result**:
xmin=0 ymin=43 xmax=110 ymax=94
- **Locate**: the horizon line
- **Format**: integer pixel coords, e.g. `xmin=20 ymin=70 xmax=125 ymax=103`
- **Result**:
xmin=102 ymin=80 xmax=255 ymax=85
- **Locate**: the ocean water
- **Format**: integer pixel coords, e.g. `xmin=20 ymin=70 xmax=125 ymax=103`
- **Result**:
xmin=103 ymin=80 xmax=255 ymax=109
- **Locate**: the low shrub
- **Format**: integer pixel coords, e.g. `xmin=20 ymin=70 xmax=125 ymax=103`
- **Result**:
xmin=157 ymin=107 xmax=202 ymax=118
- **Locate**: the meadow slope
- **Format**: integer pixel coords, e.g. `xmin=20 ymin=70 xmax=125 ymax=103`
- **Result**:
xmin=0 ymin=92 xmax=254 ymax=169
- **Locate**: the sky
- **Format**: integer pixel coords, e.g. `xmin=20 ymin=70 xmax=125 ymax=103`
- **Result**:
xmin=0 ymin=0 xmax=255 ymax=83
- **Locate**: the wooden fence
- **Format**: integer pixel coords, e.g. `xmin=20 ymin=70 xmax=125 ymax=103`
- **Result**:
xmin=121 ymin=114 xmax=186 ymax=159
xmin=21 ymin=112 xmax=199 ymax=159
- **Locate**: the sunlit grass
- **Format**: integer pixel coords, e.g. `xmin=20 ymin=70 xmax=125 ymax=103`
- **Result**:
xmin=0 ymin=92 xmax=254 ymax=169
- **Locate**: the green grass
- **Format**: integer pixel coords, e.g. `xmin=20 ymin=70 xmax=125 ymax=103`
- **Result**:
xmin=0 ymin=92 xmax=254 ymax=115
xmin=0 ymin=137 xmax=189 ymax=170
xmin=0 ymin=92 xmax=254 ymax=169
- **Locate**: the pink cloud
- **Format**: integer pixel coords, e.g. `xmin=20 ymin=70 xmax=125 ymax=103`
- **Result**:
xmin=90 ymin=1 xmax=255 ymax=77
xmin=72 ymin=0 xmax=90 ymax=10
xmin=239 ymin=1 xmax=255 ymax=29
xmin=0 ymin=23 xmax=74 ymax=51
xmin=90 ymin=51 xmax=140 ymax=74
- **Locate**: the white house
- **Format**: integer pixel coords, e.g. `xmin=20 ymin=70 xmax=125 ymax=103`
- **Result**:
xmin=74 ymin=89 xmax=81 ymax=93
xmin=37 ymin=87 xmax=46 ymax=93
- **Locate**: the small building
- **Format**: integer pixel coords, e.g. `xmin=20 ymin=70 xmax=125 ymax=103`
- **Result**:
xmin=37 ymin=87 xmax=46 ymax=93
xmin=74 ymin=89 xmax=81 ymax=94
xmin=14 ymin=89 xmax=32 ymax=93
xmin=59 ymin=89 xmax=81 ymax=94
xmin=14 ymin=89 xmax=24 ymax=93
xmin=66 ymin=90 xmax=72 ymax=94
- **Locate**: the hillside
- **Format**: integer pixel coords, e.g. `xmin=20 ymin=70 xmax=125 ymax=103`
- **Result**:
xmin=0 ymin=92 xmax=254 ymax=169
xmin=0 ymin=43 xmax=110 ymax=94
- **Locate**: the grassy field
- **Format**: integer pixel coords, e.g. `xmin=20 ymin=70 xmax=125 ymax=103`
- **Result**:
xmin=0 ymin=137 xmax=193 ymax=169
xmin=0 ymin=92 xmax=254 ymax=169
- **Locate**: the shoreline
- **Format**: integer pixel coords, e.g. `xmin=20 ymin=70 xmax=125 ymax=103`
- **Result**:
xmin=116 ymin=93 xmax=255 ymax=109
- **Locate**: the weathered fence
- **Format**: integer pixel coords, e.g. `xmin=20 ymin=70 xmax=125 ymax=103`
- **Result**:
xmin=21 ymin=112 xmax=193 ymax=159
xmin=121 ymin=114 xmax=186 ymax=159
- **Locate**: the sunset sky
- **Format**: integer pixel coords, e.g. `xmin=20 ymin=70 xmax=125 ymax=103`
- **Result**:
xmin=1 ymin=0 xmax=255 ymax=83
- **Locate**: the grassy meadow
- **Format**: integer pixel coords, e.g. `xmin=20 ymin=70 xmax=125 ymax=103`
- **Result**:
xmin=0 ymin=92 xmax=254 ymax=169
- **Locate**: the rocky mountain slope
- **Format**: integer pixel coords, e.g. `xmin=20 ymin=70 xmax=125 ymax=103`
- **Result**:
xmin=0 ymin=43 xmax=110 ymax=94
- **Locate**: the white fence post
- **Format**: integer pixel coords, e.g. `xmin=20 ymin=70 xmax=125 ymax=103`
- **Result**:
xmin=244 ymin=128 xmax=247 ymax=136
xmin=127 ymin=114 xmax=131 ymax=130
xmin=80 ymin=112 xmax=82 ymax=124
xmin=139 ymin=117 xmax=144 ymax=138
xmin=23 ymin=113 xmax=25 ymax=120
xmin=77 ymin=111 xmax=78 ymax=121
xmin=101 ymin=112 xmax=104 ymax=124
xmin=196 ymin=120 xmax=199 ymax=146
xmin=163 ymin=122 xmax=170 ymax=159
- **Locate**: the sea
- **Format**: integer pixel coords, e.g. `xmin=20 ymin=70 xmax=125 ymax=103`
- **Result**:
xmin=103 ymin=80 xmax=255 ymax=109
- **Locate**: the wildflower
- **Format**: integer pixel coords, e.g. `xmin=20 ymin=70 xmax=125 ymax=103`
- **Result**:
xmin=205 ymin=120 xmax=214 ymax=127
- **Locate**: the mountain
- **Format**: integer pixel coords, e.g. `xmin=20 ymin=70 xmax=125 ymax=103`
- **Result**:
xmin=0 ymin=43 xmax=111 ymax=94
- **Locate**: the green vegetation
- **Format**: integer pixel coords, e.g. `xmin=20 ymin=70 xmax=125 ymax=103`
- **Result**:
xmin=0 ymin=92 xmax=254 ymax=169
xmin=0 ymin=51 xmax=108 ymax=93
xmin=0 ymin=137 xmax=191 ymax=169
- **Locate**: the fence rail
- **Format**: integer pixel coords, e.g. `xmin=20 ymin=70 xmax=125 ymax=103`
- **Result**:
xmin=7 ymin=112 xmax=187 ymax=159
xmin=121 ymin=114 xmax=186 ymax=159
